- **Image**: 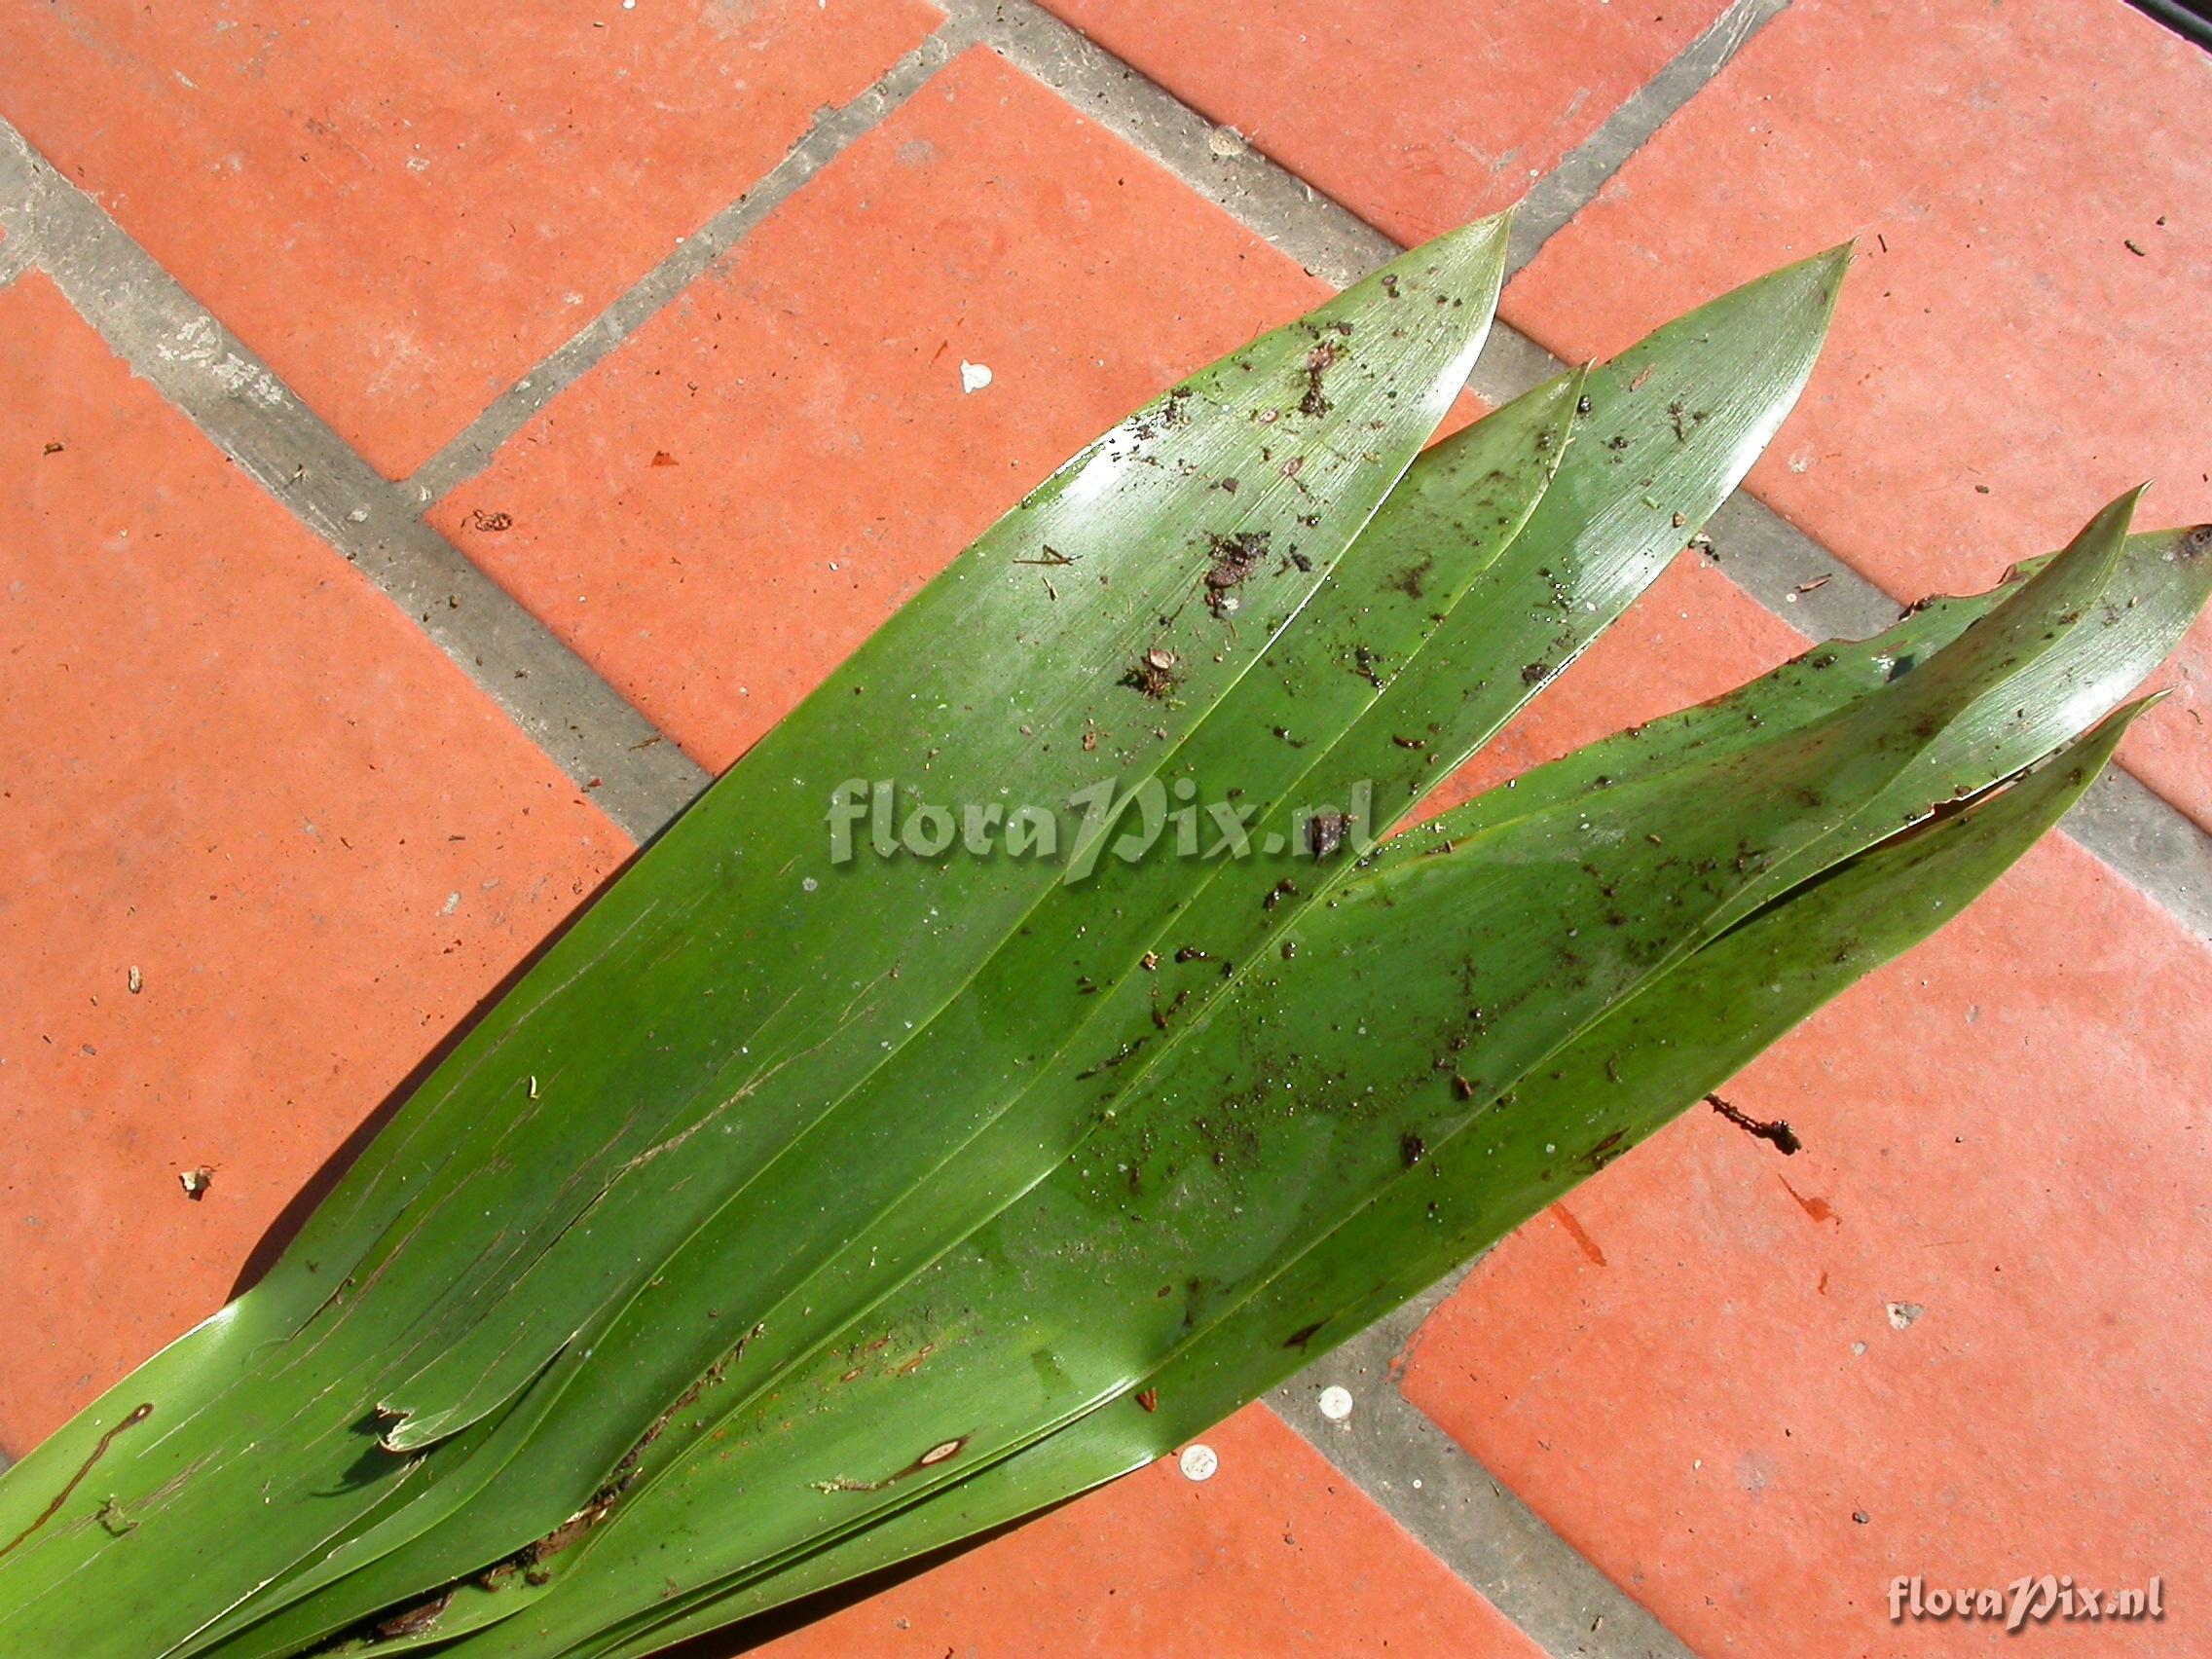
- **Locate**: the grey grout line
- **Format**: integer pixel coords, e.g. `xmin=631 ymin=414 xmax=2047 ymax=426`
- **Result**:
xmin=1505 ymin=0 xmax=1789 ymax=276
xmin=948 ymin=0 xmax=1399 ymax=290
xmin=961 ymin=0 xmax=2212 ymax=941
xmin=1269 ymin=1270 xmax=1697 ymax=1659
xmin=0 ymin=120 xmax=710 ymax=843
xmin=2066 ymin=767 xmax=2212 ymax=937
xmin=0 ymin=237 xmax=28 ymax=289
xmin=405 ymin=22 xmax=976 ymax=507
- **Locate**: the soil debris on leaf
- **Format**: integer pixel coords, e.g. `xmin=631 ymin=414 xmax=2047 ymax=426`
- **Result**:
xmin=1124 ymin=648 xmax=1181 ymax=700
xmin=1308 ymin=810 xmax=1353 ymax=860
xmin=1300 ymin=339 xmax=1342 ymax=418
xmin=1204 ymin=531 xmax=1271 ymax=612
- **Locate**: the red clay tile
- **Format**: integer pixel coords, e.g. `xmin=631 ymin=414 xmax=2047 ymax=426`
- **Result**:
xmin=435 ymin=48 xmax=1327 ymax=773
xmin=1503 ymin=0 xmax=2212 ymax=828
xmin=1034 ymin=0 xmax=1733 ymax=247
xmin=1402 ymin=798 xmax=2212 ymax=1648
xmin=0 ymin=0 xmax=941 ymax=480
xmin=748 ymin=1405 xmax=1544 ymax=1658
xmin=0 ymin=274 xmax=624 ymax=1454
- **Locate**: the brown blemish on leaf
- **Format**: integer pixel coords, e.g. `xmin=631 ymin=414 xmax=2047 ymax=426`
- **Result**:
xmin=1386 ymin=557 xmax=1433 ymax=600
xmin=373 ymin=1591 xmax=455 ymax=1641
xmin=0 ymin=1402 xmax=154 ymax=1561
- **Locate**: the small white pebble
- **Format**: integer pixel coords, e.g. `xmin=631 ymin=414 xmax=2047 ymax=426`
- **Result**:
xmin=1317 ymin=1384 xmax=1354 ymax=1422
xmin=1178 ymin=1443 xmax=1219 ymax=1483
xmin=959 ymin=360 xmax=993 ymax=394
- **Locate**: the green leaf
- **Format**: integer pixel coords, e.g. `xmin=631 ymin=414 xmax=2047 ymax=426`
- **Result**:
xmin=629 ymin=700 xmax=2146 ymax=1659
xmin=0 ymin=220 xmax=1514 ymax=1659
xmin=484 ymin=492 xmax=2191 ymax=1652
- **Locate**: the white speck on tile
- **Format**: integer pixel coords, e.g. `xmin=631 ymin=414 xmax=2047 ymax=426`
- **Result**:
xmin=959 ymin=360 xmax=993 ymax=394
xmin=1178 ymin=1443 xmax=1218 ymax=1482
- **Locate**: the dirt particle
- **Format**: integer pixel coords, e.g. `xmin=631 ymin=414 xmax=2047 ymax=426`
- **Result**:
xmin=1135 ymin=1387 xmax=1159 ymax=1413
xmin=1400 ymin=1131 xmax=1426 ymax=1167
xmin=1125 ymin=648 xmax=1181 ymax=699
xmin=1300 ymin=339 xmax=1341 ymax=418
xmin=1707 ymin=1093 xmax=1799 ymax=1155
xmin=1204 ymin=531 xmax=1272 ymax=611
xmin=467 ymin=508 xmax=514 ymax=534
xmin=1307 ymin=810 xmax=1353 ymax=859
xmin=179 ymin=1165 xmax=214 ymax=1200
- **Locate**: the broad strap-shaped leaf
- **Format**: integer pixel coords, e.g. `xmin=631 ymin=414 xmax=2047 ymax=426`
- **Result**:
xmin=0 ymin=223 xmax=1512 ymax=1659
xmin=621 ymin=702 xmax=2145 ymax=1659
xmin=188 ymin=353 xmax=1588 ymax=1659
xmin=203 ymin=250 xmax=1850 ymax=1658
xmin=435 ymin=496 xmax=2158 ymax=1654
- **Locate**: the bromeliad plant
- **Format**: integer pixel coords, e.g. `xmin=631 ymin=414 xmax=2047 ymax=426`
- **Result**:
xmin=3 ymin=212 xmax=2206 ymax=1657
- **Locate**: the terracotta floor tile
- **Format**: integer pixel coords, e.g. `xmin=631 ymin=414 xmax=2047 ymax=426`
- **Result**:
xmin=435 ymin=47 xmax=1327 ymax=773
xmin=1035 ymin=0 xmax=1733 ymax=247
xmin=0 ymin=275 xmax=625 ymax=1454
xmin=743 ymin=1405 xmax=1543 ymax=1658
xmin=1401 ymin=782 xmax=2212 ymax=1646
xmin=0 ymin=0 xmax=942 ymax=479
xmin=1503 ymin=0 xmax=2212 ymax=828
